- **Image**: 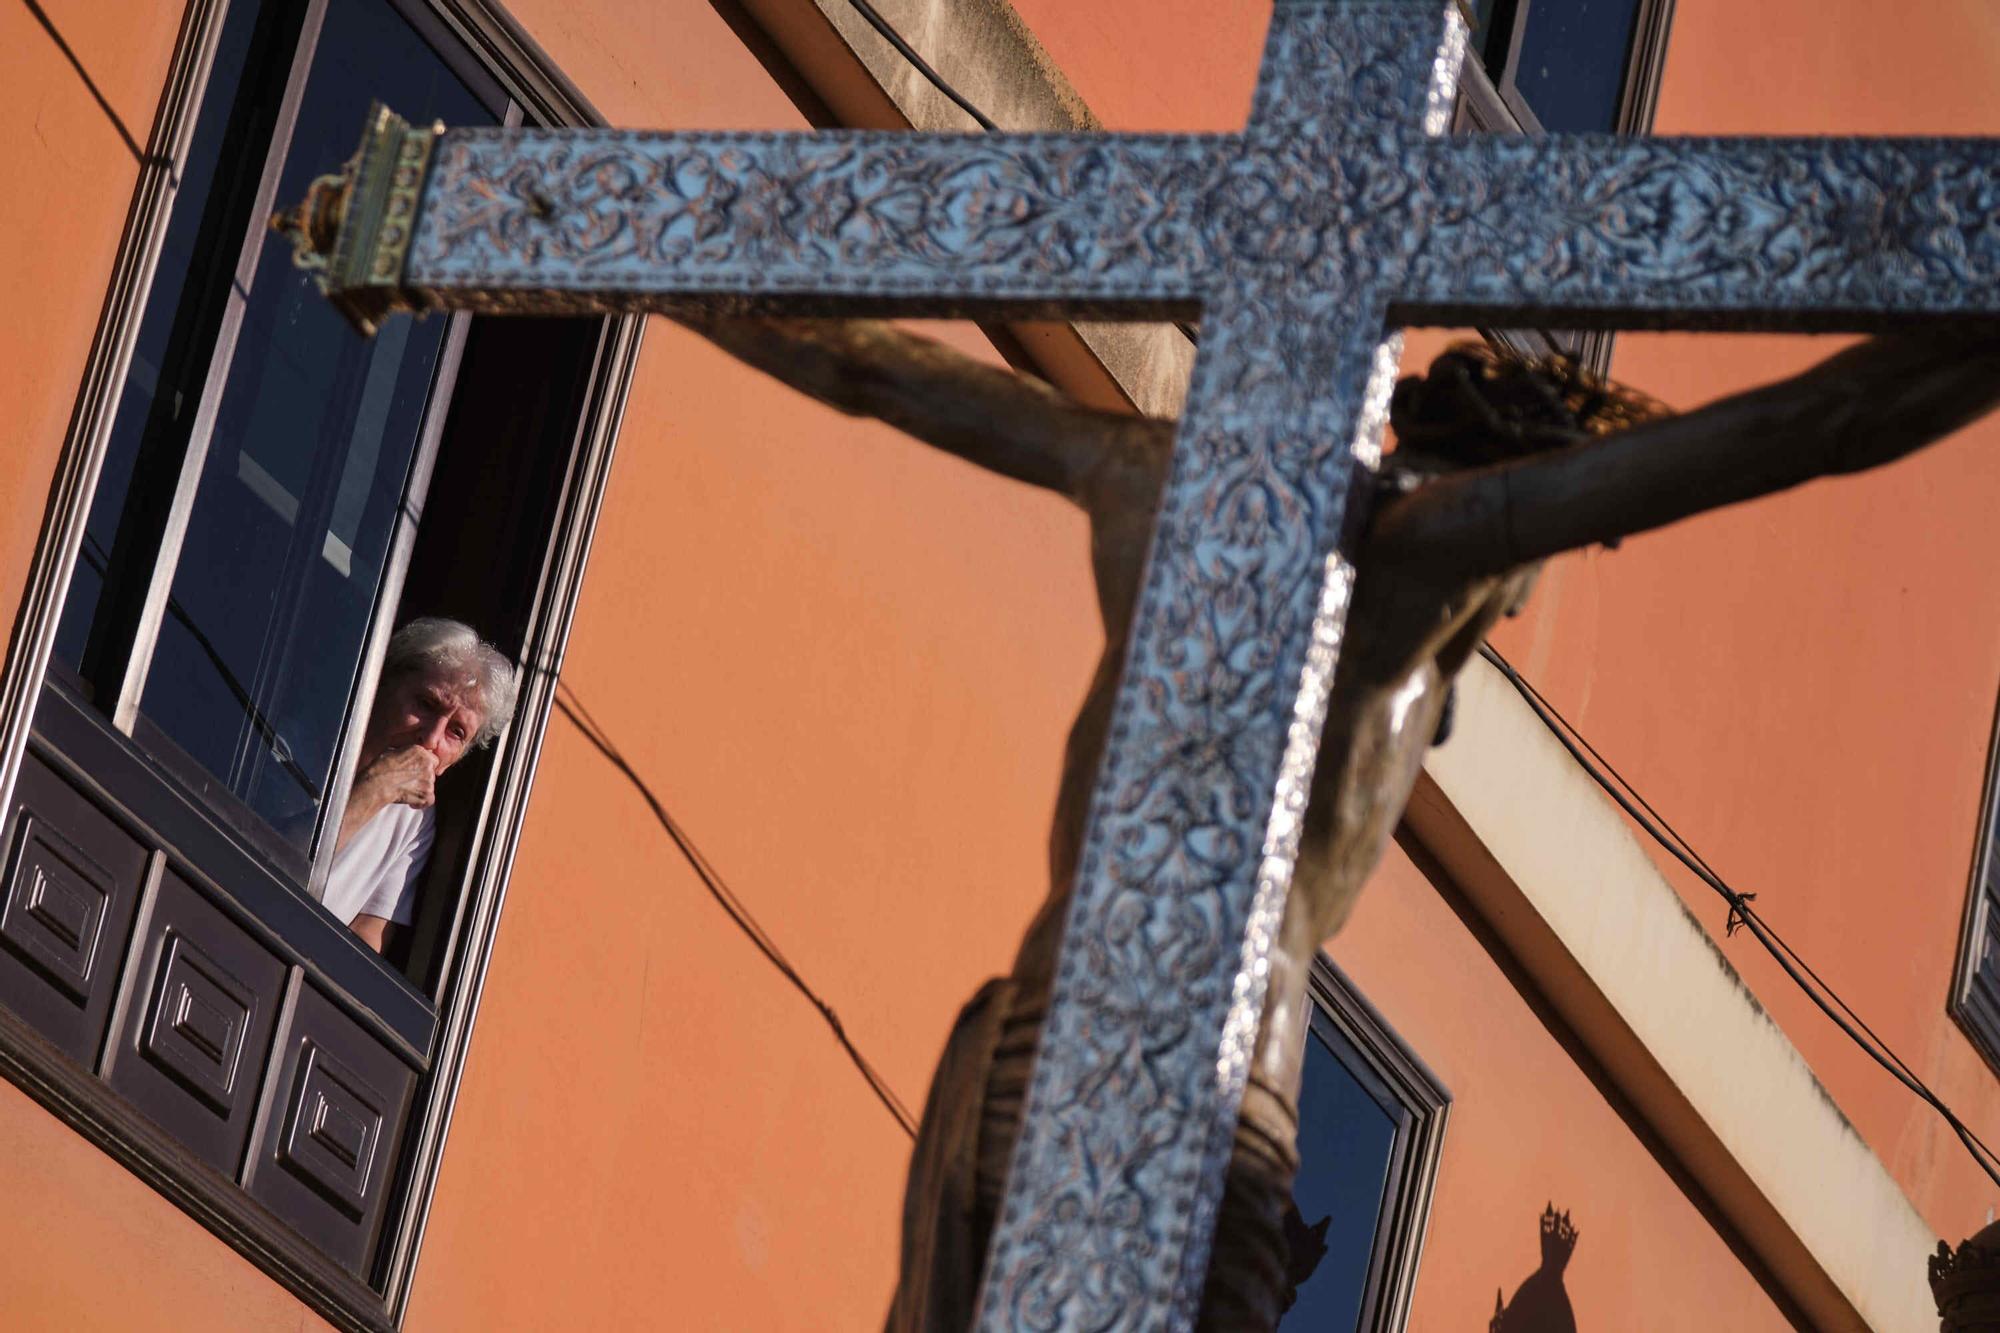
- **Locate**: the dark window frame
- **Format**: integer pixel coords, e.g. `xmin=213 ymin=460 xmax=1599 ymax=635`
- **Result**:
xmin=0 ymin=0 xmax=637 ymax=1327
xmin=1300 ymin=957 xmax=1450 ymax=1333
xmin=1950 ymin=691 xmax=2000 ymax=1076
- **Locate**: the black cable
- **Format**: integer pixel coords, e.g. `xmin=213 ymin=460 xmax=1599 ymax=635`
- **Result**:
xmin=841 ymin=0 xmax=999 ymax=131
xmin=1493 ymin=654 xmax=1940 ymax=1102
xmin=1480 ymin=645 xmax=1929 ymax=1088
xmin=1477 ymin=642 xmax=2000 ymax=1189
xmin=553 ymin=681 xmax=917 ymax=1138
xmin=1481 ymin=643 xmax=2000 ymax=1181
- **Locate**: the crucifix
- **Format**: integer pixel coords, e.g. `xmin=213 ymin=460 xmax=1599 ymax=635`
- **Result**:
xmin=277 ymin=1 xmax=2000 ymax=1328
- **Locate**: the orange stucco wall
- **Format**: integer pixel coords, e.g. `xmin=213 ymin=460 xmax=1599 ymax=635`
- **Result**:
xmin=0 ymin=0 xmax=184 ymax=633
xmin=2 ymin=0 xmax=1996 ymax=1328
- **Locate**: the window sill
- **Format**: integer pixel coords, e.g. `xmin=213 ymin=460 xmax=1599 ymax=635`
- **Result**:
xmin=31 ymin=682 xmax=435 ymax=1061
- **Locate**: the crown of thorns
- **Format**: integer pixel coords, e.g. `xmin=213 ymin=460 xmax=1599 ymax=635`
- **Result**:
xmin=1390 ymin=341 xmax=1674 ymax=467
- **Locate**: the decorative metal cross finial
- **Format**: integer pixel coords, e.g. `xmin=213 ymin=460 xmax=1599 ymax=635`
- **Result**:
xmin=286 ymin=2 xmax=2000 ymax=1328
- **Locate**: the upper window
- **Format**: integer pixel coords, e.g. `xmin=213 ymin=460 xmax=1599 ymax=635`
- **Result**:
xmin=1452 ymin=0 xmax=1674 ymax=374
xmin=31 ymin=0 xmax=605 ymax=995
xmin=1280 ymin=961 xmax=1448 ymax=1332
xmin=1464 ymin=0 xmax=1669 ymax=136
xmin=1 ymin=0 xmax=625 ymax=1316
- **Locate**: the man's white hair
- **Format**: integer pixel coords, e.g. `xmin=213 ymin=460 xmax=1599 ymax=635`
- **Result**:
xmin=382 ymin=618 xmax=518 ymax=748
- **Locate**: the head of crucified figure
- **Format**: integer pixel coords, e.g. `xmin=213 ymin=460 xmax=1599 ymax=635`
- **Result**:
xmin=1389 ymin=340 xmax=1673 ymax=476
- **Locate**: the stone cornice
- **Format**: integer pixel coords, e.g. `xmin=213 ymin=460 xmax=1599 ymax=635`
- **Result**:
xmin=1408 ymin=657 xmax=1936 ymax=1332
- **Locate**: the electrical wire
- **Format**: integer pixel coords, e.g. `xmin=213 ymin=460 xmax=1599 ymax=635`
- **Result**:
xmin=547 ymin=640 xmax=2000 ymax=1174
xmin=1482 ymin=641 xmax=2000 ymax=1185
xmin=554 ymin=680 xmax=918 ymax=1139
xmin=842 ymin=0 xmax=999 ymax=131
xmin=1477 ymin=641 xmax=2000 ymax=1190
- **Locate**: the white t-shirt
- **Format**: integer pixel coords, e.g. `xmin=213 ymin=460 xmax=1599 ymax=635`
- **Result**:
xmin=323 ymin=803 xmax=436 ymax=927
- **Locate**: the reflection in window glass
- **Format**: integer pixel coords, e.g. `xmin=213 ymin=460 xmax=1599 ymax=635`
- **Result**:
xmin=54 ymin=0 xmax=300 ymax=692
xmin=134 ymin=0 xmax=489 ymax=853
xmin=1515 ymin=0 xmax=1643 ymax=133
xmin=1279 ymin=1023 xmax=1399 ymax=1331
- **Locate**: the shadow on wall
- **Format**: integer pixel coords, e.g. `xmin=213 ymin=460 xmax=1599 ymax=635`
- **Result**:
xmin=1491 ymin=1204 xmax=1579 ymax=1333
xmin=19 ymin=0 xmax=160 ymax=165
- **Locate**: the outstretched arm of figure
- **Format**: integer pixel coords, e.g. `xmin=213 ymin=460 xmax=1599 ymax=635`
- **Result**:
xmin=690 ymin=321 xmax=2000 ymax=598
xmin=1368 ymin=332 xmax=2000 ymax=580
xmin=681 ymin=316 xmax=1171 ymax=507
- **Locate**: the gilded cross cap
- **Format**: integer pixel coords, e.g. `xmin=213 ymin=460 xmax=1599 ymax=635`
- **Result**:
xmin=283 ymin=1 xmax=2000 ymax=1328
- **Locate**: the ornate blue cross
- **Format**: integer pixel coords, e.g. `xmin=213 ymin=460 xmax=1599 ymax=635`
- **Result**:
xmin=297 ymin=1 xmax=2000 ymax=1327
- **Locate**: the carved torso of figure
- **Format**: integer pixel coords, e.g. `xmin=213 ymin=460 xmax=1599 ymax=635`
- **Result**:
xmin=888 ymin=344 xmax=1665 ymax=1333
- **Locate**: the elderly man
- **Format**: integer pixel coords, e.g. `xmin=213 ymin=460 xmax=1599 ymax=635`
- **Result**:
xmin=324 ymin=618 xmax=517 ymax=952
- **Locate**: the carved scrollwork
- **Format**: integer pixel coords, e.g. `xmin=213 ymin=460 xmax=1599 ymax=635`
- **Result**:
xmin=409 ymin=130 xmax=1223 ymax=316
xmin=982 ymin=272 xmax=1389 ymax=1328
xmin=1404 ymin=136 xmax=2000 ymax=326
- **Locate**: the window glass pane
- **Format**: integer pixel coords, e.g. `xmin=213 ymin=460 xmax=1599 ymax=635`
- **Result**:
xmin=1279 ymin=1024 xmax=1399 ymax=1331
xmin=1515 ymin=0 xmax=1643 ymax=133
xmin=54 ymin=0 xmax=304 ymax=695
xmin=135 ymin=0 xmax=491 ymax=854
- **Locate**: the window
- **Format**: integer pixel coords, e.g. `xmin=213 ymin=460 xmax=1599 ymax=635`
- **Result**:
xmin=55 ymin=0 xmax=498 ymax=899
xmin=1465 ymin=0 xmax=1672 ymax=136
xmin=1453 ymin=0 xmax=1676 ymax=374
xmin=1280 ymin=960 xmax=1448 ymax=1333
xmin=0 ymin=0 xmax=632 ymax=1321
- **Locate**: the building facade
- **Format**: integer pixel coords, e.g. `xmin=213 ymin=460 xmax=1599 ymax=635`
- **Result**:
xmin=2 ymin=0 xmax=1997 ymax=1328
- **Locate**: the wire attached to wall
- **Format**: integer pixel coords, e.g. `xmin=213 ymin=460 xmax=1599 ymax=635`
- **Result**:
xmin=842 ymin=0 xmax=999 ymax=130
xmin=1477 ymin=642 xmax=2000 ymax=1191
xmin=554 ymin=681 xmax=918 ymax=1139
